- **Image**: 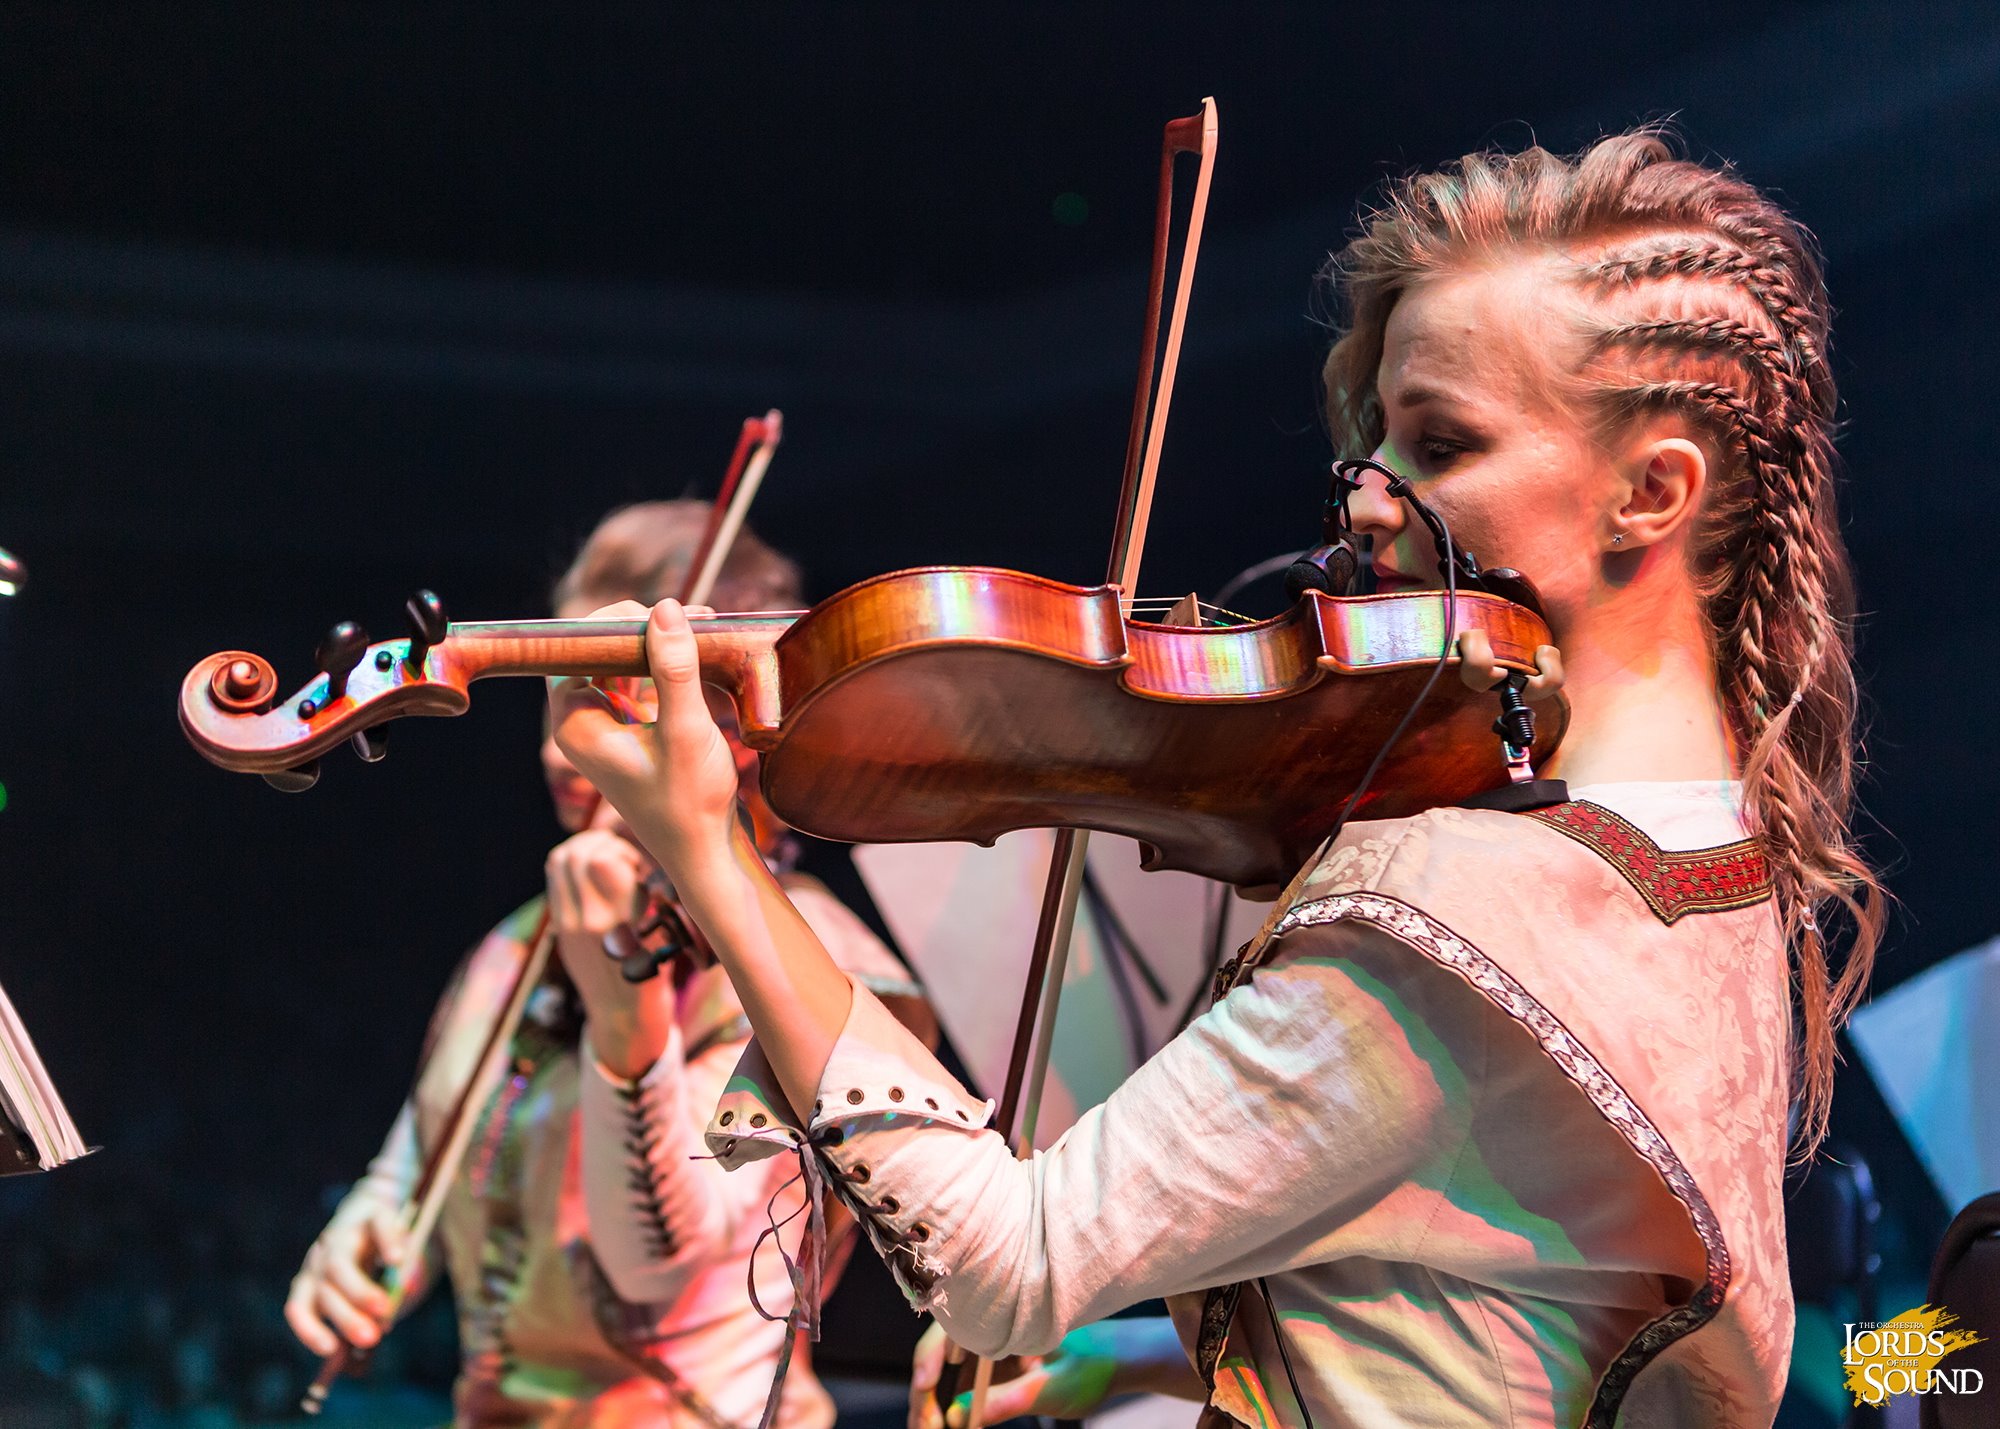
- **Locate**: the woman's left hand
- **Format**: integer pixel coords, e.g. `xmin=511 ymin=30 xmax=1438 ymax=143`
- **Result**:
xmin=549 ymin=599 xmax=741 ymax=875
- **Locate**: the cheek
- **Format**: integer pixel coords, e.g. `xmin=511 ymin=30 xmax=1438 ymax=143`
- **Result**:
xmin=1433 ymin=447 xmax=1605 ymax=612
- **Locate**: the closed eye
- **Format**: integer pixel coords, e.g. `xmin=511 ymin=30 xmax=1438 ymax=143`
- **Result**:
xmin=1415 ymin=434 xmax=1467 ymax=468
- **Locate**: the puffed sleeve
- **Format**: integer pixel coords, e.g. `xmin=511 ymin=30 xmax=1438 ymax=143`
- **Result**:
xmin=706 ymin=916 xmax=1485 ymax=1358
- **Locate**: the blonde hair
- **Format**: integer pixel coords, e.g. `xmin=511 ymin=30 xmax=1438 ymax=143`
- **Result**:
xmin=1321 ymin=129 xmax=1883 ymax=1156
xmin=553 ymin=499 xmax=802 ymax=614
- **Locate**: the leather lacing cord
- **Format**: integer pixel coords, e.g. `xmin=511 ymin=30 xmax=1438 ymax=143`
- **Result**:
xmin=1256 ymin=1278 xmax=1316 ymax=1429
xmin=699 ymin=1139 xmax=828 ymax=1429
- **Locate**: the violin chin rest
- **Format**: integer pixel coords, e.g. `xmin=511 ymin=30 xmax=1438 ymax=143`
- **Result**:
xmin=1457 ymin=778 xmax=1568 ymax=813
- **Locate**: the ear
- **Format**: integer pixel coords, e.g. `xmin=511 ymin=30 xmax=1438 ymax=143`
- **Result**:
xmin=1611 ymin=435 xmax=1707 ymax=549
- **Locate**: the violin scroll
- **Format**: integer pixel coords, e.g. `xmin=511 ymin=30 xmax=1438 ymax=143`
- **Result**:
xmin=179 ymin=603 xmax=476 ymax=781
xmin=208 ymin=654 xmax=280 ymax=714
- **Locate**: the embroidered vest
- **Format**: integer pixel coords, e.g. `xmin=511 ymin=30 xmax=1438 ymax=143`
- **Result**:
xmin=1192 ymin=801 xmax=1791 ymax=1428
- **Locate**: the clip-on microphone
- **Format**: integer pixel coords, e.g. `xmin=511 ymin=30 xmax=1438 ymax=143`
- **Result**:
xmin=1286 ymin=459 xmax=1566 ymax=812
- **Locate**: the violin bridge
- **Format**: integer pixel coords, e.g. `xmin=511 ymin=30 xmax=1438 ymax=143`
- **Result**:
xmin=1163 ymin=590 xmax=1203 ymax=627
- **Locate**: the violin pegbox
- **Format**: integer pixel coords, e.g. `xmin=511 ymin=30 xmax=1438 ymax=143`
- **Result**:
xmin=178 ymin=589 xmax=471 ymax=789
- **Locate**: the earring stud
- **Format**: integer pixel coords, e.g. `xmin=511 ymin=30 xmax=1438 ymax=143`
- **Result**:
xmin=1611 ymin=533 xmax=1626 ymax=547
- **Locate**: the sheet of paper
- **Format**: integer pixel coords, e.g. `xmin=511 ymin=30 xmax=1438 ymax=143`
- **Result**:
xmin=1848 ymin=935 xmax=2000 ymax=1213
xmin=853 ymin=832 xmax=1267 ymax=1149
xmin=0 ymin=974 xmax=89 ymax=1173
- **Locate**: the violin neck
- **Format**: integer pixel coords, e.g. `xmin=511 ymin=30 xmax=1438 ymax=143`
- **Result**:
xmin=444 ymin=614 xmax=796 ymax=735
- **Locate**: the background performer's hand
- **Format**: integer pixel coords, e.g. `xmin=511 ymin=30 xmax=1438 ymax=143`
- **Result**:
xmin=284 ymin=1206 xmax=406 ymax=1356
xmin=907 ymin=1323 xmax=1121 ymax=1429
xmin=908 ymin=1318 xmax=1209 ymax=1429
xmin=545 ymin=803 xmax=676 ymax=1079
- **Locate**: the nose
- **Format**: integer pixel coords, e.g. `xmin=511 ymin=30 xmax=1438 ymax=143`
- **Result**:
xmin=540 ymin=727 xmax=577 ymax=783
xmin=1343 ymin=454 xmax=1405 ymax=543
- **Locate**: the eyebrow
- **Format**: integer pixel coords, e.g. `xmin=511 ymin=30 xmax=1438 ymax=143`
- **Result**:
xmin=1382 ymin=381 xmax=1474 ymax=410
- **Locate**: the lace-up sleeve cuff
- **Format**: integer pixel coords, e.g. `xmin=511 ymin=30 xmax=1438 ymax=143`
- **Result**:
xmin=704 ymin=977 xmax=991 ymax=1170
xmin=808 ymin=978 xmax=992 ymax=1136
xmin=706 ymin=1036 xmax=808 ymax=1168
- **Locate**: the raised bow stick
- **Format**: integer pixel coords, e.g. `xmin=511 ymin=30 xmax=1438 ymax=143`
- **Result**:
xmin=301 ymin=411 xmax=784 ymax=1413
xmin=933 ymin=98 xmax=1218 ymax=1429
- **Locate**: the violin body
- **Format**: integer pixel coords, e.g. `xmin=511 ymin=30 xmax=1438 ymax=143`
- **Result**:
xmin=182 ymin=565 xmax=1563 ymax=890
xmin=747 ymin=567 xmax=1560 ymax=888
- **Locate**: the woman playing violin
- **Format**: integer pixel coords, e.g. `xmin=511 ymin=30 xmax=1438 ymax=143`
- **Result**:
xmin=286 ymin=501 xmax=925 ymax=1429
xmin=549 ymin=132 xmax=1882 ymax=1428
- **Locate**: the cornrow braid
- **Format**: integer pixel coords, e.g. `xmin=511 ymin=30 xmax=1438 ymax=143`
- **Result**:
xmin=1590 ymin=281 xmax=1844 ymax=691
xmin=1587 ymin=241 xmax=1832 ymax=413
xmin=1593 ymin=316 xmax=1790 ymax=381
xmin=1320 ymin=128 xmax=1885 ymax=1159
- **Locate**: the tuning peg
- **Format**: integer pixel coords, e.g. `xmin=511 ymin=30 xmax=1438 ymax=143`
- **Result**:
xmin=404 ymin=590 xmax=447 ymax=670
xmin=351 ymin=728 xmax=389 ymax=763
xmin=315 ymin=621 xmax=370 ymax=701
xmin=263 ymin=761 xmax=321 ymax=793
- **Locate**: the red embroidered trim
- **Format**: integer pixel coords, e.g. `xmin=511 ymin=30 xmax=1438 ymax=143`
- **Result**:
xmin=1525 ymin=801 xmax=1771 ymax=926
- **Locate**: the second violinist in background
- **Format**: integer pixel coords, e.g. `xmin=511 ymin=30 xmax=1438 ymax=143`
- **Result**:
xmin=286 ymin=501 xmax=930 ymax=1429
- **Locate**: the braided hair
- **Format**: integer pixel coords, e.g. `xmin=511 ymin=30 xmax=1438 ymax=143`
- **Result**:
xmin=1321 ymin=130 xmax=1883 ymax=1157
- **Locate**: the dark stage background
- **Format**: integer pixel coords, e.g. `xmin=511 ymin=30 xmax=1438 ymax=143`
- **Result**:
xmin=0 ymin=4 xmax=1992 ymax=1425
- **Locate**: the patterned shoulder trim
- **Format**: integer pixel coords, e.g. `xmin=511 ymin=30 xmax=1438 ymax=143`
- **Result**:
xmin=1525 ymin=800 xmax=1771 ymax=925
xmin=1259 ymin=892 xmax=1731 ymax=1429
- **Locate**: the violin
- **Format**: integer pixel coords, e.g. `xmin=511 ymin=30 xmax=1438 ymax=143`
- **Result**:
xmin=182 ymin=568 xmax=1561 ymax=892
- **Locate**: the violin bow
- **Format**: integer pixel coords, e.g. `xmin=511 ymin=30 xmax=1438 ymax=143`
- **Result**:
xmin=687 ymin=410 xmax=784 ymax=609
xmin=935 ymin=99 xmax=1218 ymax=1429
xmin=301 ymin=412 xmax=785 ymax=1413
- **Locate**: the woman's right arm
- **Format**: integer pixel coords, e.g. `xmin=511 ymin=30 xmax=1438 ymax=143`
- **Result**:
xmin=709 ymin=917 xmax=1476 ymax=1360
